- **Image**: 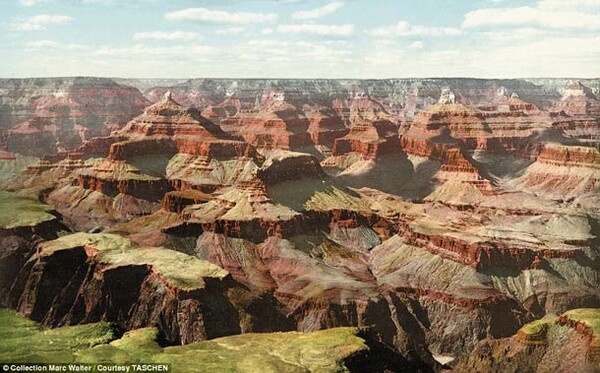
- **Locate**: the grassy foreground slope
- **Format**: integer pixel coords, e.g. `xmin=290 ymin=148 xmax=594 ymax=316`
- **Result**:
xmin=0 ymin=191 xmax=57 ymax=230
xmin=0 ymin=309 xmax=381 ymax=372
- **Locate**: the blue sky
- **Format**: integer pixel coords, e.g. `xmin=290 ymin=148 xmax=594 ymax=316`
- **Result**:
xmin=1 ymin=0 xmax=599 ymax=78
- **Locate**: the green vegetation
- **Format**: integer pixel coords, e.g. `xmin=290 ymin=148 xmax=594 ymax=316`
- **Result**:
xmin=76 ymin=328 xmax=162 ymax=364
xmin=156 ymin=327 xmax=367 ymax=373
xmin=38 ymin=232 xmax=229 ymax=290
xmin=304 ymin=187 xmax=371 ymax=212
xmin=519 ymin=315 xmax=555 ymax=336
xmin=519 ymin=309 xmax=600 ymax=339
xmin=0 ymin=156 xmax=39 ymax=187
xmin=0 ymin=309 xmax=369 ymax=372
xmin=562 ymin=308 xmax=600 ymax=337
xmin=0 ymin=309 xmax=114 ymax=363
xmin=0 ymin=191 xmax=57 ymax=229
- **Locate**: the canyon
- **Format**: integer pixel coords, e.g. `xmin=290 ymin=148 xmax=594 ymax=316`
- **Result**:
xmin=0 ymin=77 xmax=598 ymax=372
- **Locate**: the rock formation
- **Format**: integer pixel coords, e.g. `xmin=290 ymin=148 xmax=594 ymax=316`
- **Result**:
xmin=456 ymin=309 xmax=600 ymax=372
xmin=1 ymin=77 xmax=599 ymax=371
xmin=508 ymin=143 xmax=600 ymax=201
xmin=552 ymin=81 xmax=600 ymax=145
xmin=1 ymin=78 xmax=149 ymax=157
xmin=44 ymin=93 xmax=257 ymax=230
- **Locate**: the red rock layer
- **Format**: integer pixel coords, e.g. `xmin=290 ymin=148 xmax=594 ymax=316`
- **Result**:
xmin=333 ymin=121 xmax=400 ymax=159
xmin=552 ymin=116 xmax=600 ymax=144
xmin=0 ymin=149 xmax=15 ymax=160
xmin=201 ymin=97 xmax=242 ymax=124
xmin=106 ymin=137 xmax=253 ymax=161
xmin=397 ymin=221 xmax=584 ymax=272
xmin=221 ymin=105 xmax=313 ymax=150
xmin=77 ymin=136 xmax=127 ymax=157
xmin=434 ymin=147 xmax=494 ymax=191
xmin=332 ymin=95 xmax=393 ymax=125
xmin=400 ymin=130 xmax=456 ymax=158
xmin=175 ymin=139 xmax=254 ymax=159
xmin=306 ymin=109 xmax=349 ymax=147
xmin=555 ymin=315 xmax=600 ymax=363
xmin=196 ymin=217 xmax=306 ymax=243
xmin=162 ymin=190 xmax=212 ymax=214
xmin=403 ymin=99 xmax=552 ymax=159
xmin=537 ymin=144 xmax=600 ymax=168
xmin=308 ymin=209 xmax=397 ymax=239
xmin=258 ymin=153 xmax=325 ymax=184
xmin=75 ymin=175 xmax=172 ymax=201
xmin=107 ymin=139 xmax=178 ymax=161
xmin=2 ymin=79 xmax=149 ymax=157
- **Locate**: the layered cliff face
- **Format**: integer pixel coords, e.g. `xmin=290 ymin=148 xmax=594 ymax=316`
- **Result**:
xmin=0 ymin=192 xmax=67 ymax=305
xmin=552 ymin=82 xmax=600 ymax=146
xmin=305 ymin=107 xmax=349 ymax=149
xmin=331 ymin=120 xmax=400 ymax=160
xmin=507 ymin=143 xmax=600 ymax=203
xmin=0 ymin=78 xmax=149 ymax=157
xmin=557 ymin=81 xmax=600 ymax=116
xmin=220 ymin=97 xmax=313 ymax=150
xmin=3 ymin=232 xmax=249 ymax=344
xmin=201 ymin=97 xmax=242 ymax=124
xmin=402 ymin=90 xmax=553 ymax=160
xmin=43 ymin=93 xmax=258 ymax=230
xmin=299 ymin=186 xmax=600 ymax=359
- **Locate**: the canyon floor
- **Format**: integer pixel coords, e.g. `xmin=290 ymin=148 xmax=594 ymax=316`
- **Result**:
xmin=0 ymin=77 xmax=599 ymax=372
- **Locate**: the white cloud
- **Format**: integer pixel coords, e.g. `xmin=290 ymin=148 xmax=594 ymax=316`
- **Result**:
xmin=538 ymin=0 xmax=600 ymax=10
xmin=24 ymin=39 xmax=215 ymax=60
xmin=19 ymin=0 xmax=48 ymax=6
xmin=92 ymin=44 xmax=214 ymax=59
xmin=358 ymin=29 xmax=600 ymax=78
xmin=363 ymin=40 xmax=405 ymax=68
xmin=25 ymin=39 xmax=90 ymax=51
xmin=292 ymin=1 xmax=344 ymax=20
xmin=133 ymin=31 xmax=200 ymax=41
xmin=463 ymin=6 xmax=600 ymax=29
xmin=26 ymin=39 xmax=60 ymax=48
xmin=481 ymin=28 xmax=550 ymax=43
xmin=19 ymin=0 xmax=152 ymax=5
xmin=277 ymin=24 xmax=355 ymax=36
xmin=10 ymin=14 xmax=73 ymax=31
xmin=410 ymin=41 xmax=424 ymax=49
xmin=215 ymin=27 xmax=245 ymax=35
xmin=165 ymin=7 xmax=277 ymax=24
xmin=469 ymin=35 xmax=600 ymax=77
xmin=367 ymin=21 xmax=462 ymax=37
xmin=240 ymin=39 xmax=352 ymax=63
xmin=261 ymin=28 xmax=274 ymax=35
